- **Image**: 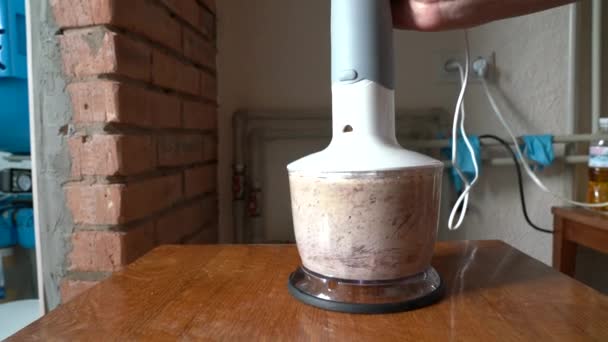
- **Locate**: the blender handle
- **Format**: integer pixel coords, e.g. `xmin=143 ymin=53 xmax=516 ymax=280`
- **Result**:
xmin=331 ymin=0 xmax=395 ymax=90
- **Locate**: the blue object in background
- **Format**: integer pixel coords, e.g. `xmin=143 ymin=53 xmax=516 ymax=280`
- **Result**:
xmin=15 ymin=207 xmax=33 ymax=249
xmin=443 ymin=135 xmax=482 ymax=193
xmin=521 ymin=135 xmax=554 ymax=170
xmin=0 ymin=193 xmax=33 ymax=248
xmin=0 ymin=260 xmax=4 ymax=299
xmin=0 ymin=0 xmax=30 ymax=154
xmin=0 ymin=208 xmax=17 ymax=248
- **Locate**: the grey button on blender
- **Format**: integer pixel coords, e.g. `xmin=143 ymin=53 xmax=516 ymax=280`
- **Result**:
xmin=338 ymin=69 xmax=358 ymax=82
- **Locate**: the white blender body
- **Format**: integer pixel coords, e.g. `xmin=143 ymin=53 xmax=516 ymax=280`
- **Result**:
xmin=287 ymin=0 xmax=444 ymax=313
xmin=290 ymin=80 xmax=442 ymax=173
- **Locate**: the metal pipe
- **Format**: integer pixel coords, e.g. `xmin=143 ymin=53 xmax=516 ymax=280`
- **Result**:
xmin=442 ymin=155 xmax=588 ymax=167
xmin=567 ymin=2 xmax=581 ymax=200
xmin=592 ymin=0 xmax=603 ymax=133
xmin=484 ymin=155 xmax=588 ymax=166
xmin=403 ymin=134 xmax=608 ymax=149
xmin=567 ymin=2 xmax=579 ymax=136
xmin=253 ymin=129 xmax=605 ymax=148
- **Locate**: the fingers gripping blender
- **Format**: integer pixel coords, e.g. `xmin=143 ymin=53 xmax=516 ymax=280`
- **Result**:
xmin=287 ymin=0 xmax=444 ymax=314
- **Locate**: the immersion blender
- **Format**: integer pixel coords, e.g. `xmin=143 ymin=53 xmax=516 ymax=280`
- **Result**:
xmin=286 ymin=0 xmax=444 ymax=314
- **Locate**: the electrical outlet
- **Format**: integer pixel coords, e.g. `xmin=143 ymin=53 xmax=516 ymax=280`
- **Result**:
xmin=434 ymin=51 xmax=496 ymax=83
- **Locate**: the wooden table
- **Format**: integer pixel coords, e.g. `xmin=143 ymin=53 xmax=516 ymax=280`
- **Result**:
xmin=10 ymin=241 xmax=608 ymax=341
xmin=553 ymin=207 xmax=608 ymax=277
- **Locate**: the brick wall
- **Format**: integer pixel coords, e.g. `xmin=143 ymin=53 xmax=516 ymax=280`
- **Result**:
xmin=50 ymin=0 xmax=218 ymax=303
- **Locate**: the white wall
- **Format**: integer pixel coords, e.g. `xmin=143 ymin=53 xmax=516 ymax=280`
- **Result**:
xmin=445 ymin=7 xmax=574 ymax=265
xmin=217 ymin=0 xmax=575 ymax=265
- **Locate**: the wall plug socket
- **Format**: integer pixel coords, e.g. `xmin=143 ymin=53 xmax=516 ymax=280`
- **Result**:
xmin=435 ymin=51 xmax=496 ymax=83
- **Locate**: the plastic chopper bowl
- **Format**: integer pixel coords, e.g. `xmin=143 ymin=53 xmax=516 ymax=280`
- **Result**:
xmin=289 ymin=166 xmax=442 ymax=281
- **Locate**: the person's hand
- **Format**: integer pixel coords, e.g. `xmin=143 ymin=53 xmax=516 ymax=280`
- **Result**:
xmin=391 ymin=0 xmax=576 ymax=31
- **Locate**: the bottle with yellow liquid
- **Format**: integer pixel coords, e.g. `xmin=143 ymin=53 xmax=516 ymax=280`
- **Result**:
xmin=587 ymin=118 xmax=608 ymax=211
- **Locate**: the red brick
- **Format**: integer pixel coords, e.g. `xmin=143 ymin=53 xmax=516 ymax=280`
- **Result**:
xmin=152 ymin=51 xmax=200 ymax=95
xmin=157 ymin=135 xmax=204 ymax=167
xmin=68 ymin=223 xmax=155 ymax=272
xmin=115 ymin=83 xmax=181 ymax=128
xmin=202 ymin=135 xmax=218 ymax=162
xmin=145 ymin=90 xmax=182 ymax=128
xmin=184 ymin=226 xmax=218 ymax=244
xmin=161 ymin=0 xmax=200 ymax=29
xmin=112 ymin=34 xmax=153 ymax=81
xmin=200 ymin=71 xmax=217 ymax=101
xmin=115 ymin=82 xmax=179 ymax=127
xmin=50 ymin=0 xmax=112 ymax=28
xmin=184 ymin=165 xmax=216 ymax=199
xmin=113 ymin=0 xmax=181 ymax=52
xmin=69 ymin=231 xmax=123 ymax=272
xmin=68 ymin=81 xmax=119 ymax=123
xmin=69 ymin=81 xmax=181 ymax=128
xmin=60 ymin=28 xmax=151 ymax=81
xmin=59 ymin=28 xmax=116 ymax=77
xmin=66 ymin=184 xmax=123 ymax=225
xmin=68 ymin=137 xmax=83 ymax=178
xmin=182 ymin=100 xmax=216 ymax=131
xmin=123 ymin=223 xmax=158 ymax=264
xmin=156 ymin=202 xmax=205 ymax=244
xmin=200 ymin=0 xmax=215 ymax=14
xmin=182 ymin=27 xmax=215 ymax=68
xmin=119 ymin=175 xmax=183 ymax=223
xmin=199 ymin=5 xmax=216 ymax=39
xmin=69 ymin=135 xmax=156 ymax=177
xmin=52 ymin=0 xmax=181 ymax=52
xmin=60 ymin=279 xmax=100 ymax=303
xmin=66 ymin=175 xmax=182 ymax=225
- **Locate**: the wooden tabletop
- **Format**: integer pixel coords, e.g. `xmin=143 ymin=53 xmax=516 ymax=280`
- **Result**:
xmin=552 ymin=207 xmax=608 ymax=232
xmin=10 ymin=241 xmax=608 ymax=341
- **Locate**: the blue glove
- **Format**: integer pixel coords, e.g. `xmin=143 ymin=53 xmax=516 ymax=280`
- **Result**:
xmin=443 ymin=135 xmax=482 ymax=193
xmin=521 ymin=135 xmax=554 ymax=170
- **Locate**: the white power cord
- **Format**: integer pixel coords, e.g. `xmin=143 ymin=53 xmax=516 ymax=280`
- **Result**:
xmin=473 ymin=57 xmax=608 ymax=208
xmin=447 ymin=30 xmax=479 ymax=230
